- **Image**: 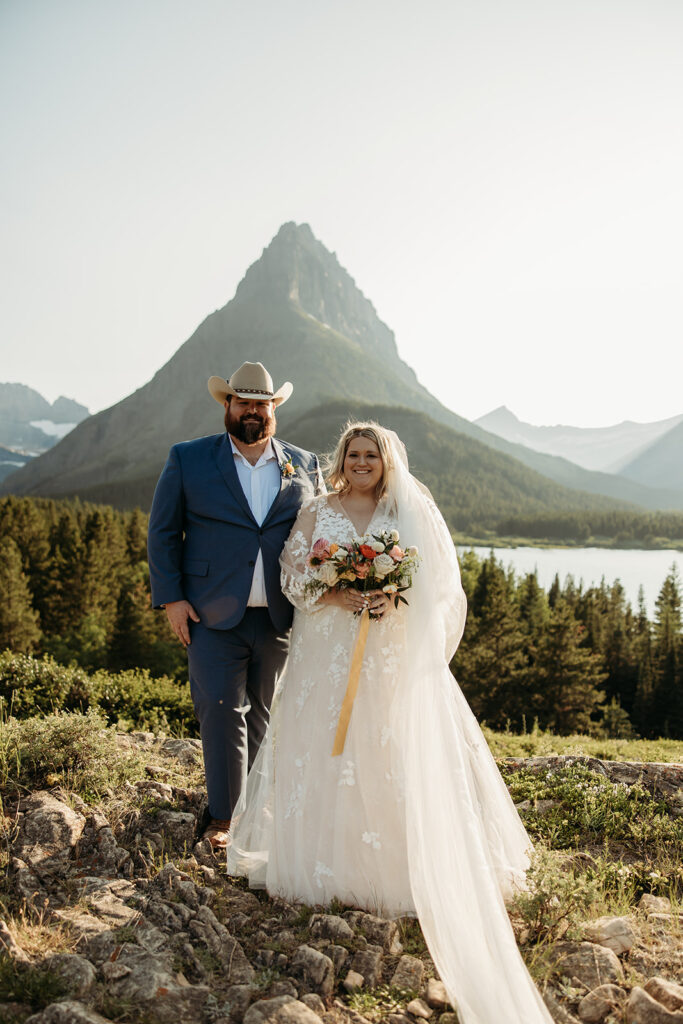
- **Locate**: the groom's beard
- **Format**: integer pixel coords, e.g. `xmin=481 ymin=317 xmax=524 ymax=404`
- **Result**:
xmin=225 ymin=406 xmax=277 ymax=445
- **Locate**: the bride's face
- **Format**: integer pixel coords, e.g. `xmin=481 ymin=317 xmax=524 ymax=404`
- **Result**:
xmin=343 ymin=436 xmax=383 ymax=495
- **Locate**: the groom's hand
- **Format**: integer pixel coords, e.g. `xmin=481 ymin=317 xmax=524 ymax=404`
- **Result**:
xmin=165 ymin=600 xmax=200 ymax=646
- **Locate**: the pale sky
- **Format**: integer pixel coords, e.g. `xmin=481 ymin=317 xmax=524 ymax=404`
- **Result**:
xmin=2 ymin=0 xmax=682 ymax=428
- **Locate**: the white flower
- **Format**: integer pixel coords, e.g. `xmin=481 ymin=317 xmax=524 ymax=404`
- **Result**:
xmin=389 ymin=529 xmax=400 ymax=543
xmin=362 ymin=831 xmax=382 ymax=850
xmin=383 ymin=583 xmax=398 ymax=594
xmin=406 ymin=546 xmax=418 ymax=557
xmin=372 ymin=553 xmax=395 ymax=578
xmin=370 ymin=540 xmax=385 ymax=553
xmin=317 ymin=562 xmax=339 ymax=586
xmin=334 ymin=547 xmax=349 ymax=559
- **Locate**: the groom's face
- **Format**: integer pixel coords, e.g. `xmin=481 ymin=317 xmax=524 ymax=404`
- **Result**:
xmin=224 ymin=397 xmax=276 ymax=444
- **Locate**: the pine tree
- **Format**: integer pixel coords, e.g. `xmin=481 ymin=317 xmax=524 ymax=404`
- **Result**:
xmin=528 ymin=598 xmax=607 ymax=734
xmin=651 ymin=566 xmax=682 ymax=737
xmin=0 ymin=536 xmax=41 ymax=653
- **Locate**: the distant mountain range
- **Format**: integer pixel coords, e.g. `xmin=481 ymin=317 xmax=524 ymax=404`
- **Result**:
xmin=0 ymin=384 xmax=89 ymax=483
xmin=476 ymin=406 xmax=683 ymax=498
xmin=3 ymin=223 xmax=682 ymax=524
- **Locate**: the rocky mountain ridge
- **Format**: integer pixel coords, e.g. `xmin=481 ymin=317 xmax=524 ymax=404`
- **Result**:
xmin=0 ymin=384 xmax=89 ymax=481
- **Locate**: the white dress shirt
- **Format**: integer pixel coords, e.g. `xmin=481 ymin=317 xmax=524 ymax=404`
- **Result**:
xmin=230 ymin=436 xmax=281 ymax=606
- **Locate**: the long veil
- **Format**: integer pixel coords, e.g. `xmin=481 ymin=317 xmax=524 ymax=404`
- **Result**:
xmin=383 ymin=430 xmax=553 ymax=1024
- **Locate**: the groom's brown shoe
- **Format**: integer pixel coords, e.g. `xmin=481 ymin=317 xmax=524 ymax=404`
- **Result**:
xmin=202 ymin=818 xmax=231 ymax=851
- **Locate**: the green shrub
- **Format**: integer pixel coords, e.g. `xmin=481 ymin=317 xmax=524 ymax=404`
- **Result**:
xmin=0 ymin=652 xmax=196 ymax=736
xmin=0 ymin=709 xmax=147 ymax=801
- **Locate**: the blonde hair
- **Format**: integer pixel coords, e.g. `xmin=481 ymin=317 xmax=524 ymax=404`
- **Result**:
xmin=327 ymin=421 xmax=394 ymax=500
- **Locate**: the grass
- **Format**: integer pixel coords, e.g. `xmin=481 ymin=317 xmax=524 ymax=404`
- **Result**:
xmin=346 ymin=985 xmax=421 ymax=1022
xmin=0 ymin=956 xmax=69 ymax=1011
xmin=484 ymin=725 xmax=683 ymax=763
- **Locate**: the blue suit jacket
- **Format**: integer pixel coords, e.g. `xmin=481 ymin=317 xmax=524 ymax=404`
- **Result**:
xmin=147 ymin=433 xmax=324 ymax=631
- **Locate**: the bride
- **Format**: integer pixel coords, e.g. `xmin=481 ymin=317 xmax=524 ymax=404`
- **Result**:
xmin=228 ymin=422 xmax=553 ymax=1024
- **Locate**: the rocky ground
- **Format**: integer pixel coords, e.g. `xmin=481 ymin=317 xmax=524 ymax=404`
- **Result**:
xmin=0 ymin=733 xmax=681 ymax=1024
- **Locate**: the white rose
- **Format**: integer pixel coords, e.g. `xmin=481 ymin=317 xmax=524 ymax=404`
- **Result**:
xmin=370 ymin=540 xmax=385 ymax=553
xmin=317 ymin=562 xmax=339 ymax=587
xmin=372 ymin=553 xmax=395 ymax=579
xmin=406 ymin=546 xmax=418 ymax=557
xmin=334 ymin=547 xmax=349 ymax=559
xmin=389 ymin=529 xmax=400 ymax=543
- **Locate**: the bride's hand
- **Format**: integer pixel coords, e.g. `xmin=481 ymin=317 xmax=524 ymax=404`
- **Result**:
xmin=365 ymin=589 xmax=392 ymax=619
xmin=320 ymin=588 xmax=371 ymax=614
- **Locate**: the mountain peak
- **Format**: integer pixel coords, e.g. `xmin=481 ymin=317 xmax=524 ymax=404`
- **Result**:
xmin=476 ymin=405 xmax=520 ymax=428
xmin=233 ymin=222 xmax=401 ymax=366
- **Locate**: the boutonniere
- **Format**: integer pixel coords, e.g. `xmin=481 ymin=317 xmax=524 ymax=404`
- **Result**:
xmin=279 ymin=454 xmax=297 ymax=478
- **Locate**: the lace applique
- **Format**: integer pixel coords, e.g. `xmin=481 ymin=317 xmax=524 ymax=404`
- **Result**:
xmin=284 ymin=752 xmax=311 ymax=819
xmin=295 ymin=675 xmax=316 ymax=715
xmin=380 ymin=726 xmax=392 ymax=748
xmin=338 ymin=760 xmax=355 ymax=786
xmin=362 ymin=830 xmax=382 ymax=850
xmin=313 ymin=861 xmax=334 ymax=889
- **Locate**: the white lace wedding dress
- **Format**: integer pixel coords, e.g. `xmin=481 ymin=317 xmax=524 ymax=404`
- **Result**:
xmin=229 ymin=461 xmax=554 ymax=1024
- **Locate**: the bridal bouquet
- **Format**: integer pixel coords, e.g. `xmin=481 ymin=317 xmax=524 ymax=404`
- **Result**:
xmin=304 ymin=529 xmax=419 ymax=613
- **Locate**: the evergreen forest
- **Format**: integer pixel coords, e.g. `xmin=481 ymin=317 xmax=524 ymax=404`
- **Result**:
xmin=0 ymin=494 xmax=681 ymax=739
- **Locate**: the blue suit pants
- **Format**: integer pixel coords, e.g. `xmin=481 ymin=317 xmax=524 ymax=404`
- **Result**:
xmin=187 ymin=609 xmax=290 ymax=820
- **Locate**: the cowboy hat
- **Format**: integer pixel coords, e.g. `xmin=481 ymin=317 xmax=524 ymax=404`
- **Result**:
xmin=208 ymin=361 xmax=293 ymax=406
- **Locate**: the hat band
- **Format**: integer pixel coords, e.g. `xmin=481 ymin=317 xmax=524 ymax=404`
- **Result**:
xmin=233 ymin=386 xmax=274 ymax=396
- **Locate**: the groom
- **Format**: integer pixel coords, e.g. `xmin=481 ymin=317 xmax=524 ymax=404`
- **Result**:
xmin=148 ymin=361 xmax=324 ymax=849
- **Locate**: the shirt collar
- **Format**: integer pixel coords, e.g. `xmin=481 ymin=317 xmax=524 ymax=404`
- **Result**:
xmin=229 ymin=435 xmax=277 ymax=469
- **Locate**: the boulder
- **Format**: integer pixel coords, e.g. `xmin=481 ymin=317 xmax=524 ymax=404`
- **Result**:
xmin=582 ymin=916 xmax=636 ymax=955
xmin=244 ymin=996 xmax=323 ymax=1024
xmin=644 ymin=979 xmax=683 ymax=1013
xmin=552 ymin=941 xmax=623 ymax=990
xmin=390 ymin=955 xmax=425 ymax=991
xmin=343 ymin=970 xmax=364 ymax=993
xmin=350 ymin=949 xmax=383 ymax=988
xmin=344 ymin=912 xmax=402 ymax=953
xmin=13 ymin=792 xmax=86 ymax=882
xmin=639 ymin=894 xmax=672 ymax=915
xmin=405 ymin=998 xmax=432 ymax=1019
xmin=424 ymin=978 xmax=449 ymax=1010
xmin=627 ymin=987 xmax=683 ymax=1023
xmin=578 ymin=984 xmax=626 ymax=1023
xmin=309 ymin=914 xmax=354 ymax=943
xmin=291 ymin=945 xmax=335 ymax=998
xmin=24 ymin=1003 xmax=114 ymax=1024
xmin=41 ymin=954 xmax=97 ymax=997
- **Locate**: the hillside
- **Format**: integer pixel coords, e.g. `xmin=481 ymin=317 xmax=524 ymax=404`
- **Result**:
xmin=2 ymin=223 xmax=676 ymax=513
xmin=620 ymin=419 xmax=683 ymax=490
xmin=0 ymin=382 xmax=89 ymax=455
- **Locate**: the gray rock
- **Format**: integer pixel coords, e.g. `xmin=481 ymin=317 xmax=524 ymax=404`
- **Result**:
xmin=345 ymin=912 xmax=402 ymax=953
xmin=552 ymin=941 xmax=623 ymax=990
xmin=41 ymin=954 xmax=97 ymax=997
xmin=161 ymin=737 xmax=203 ymax=766
xmin=189 ymin=904 xmax=254 ymax=984
xmin=424 ymin=978 xmax=449 ymax=1010
xmin=223 ymin=984 xmax=254 ymax=1022
xmin=291 ymin=945 xmax=335 ymax=998
xmin=13 ymin=792 xmax=86 ymax=879
xmin=390 ymin=955 xmax=424 ymax=991
xmin=309 ymin=914 xmax=354 ymax=943
xmin=101 ymin=943 xmax=211 ymax=1022
xmin=350 ymin=949 xmax=383 ymax=989
xmin=270 ymin=980 xmax=300 ymax=999
xmin=327 ymin=944 xmax=349 ymax=975
xmin=343 ymin=970 xmax=365 ymax=993
xmin=543 ymin=989 xmax=583 ymax=1024
xmin=644 ymin=979 xmax=683 ymax=1012
xmin=578 ymin=984 xmax=626 ymax=1023
xmin=24 ymin=1002 xmax=114 ymax=1024
xmin=155 ymin=809 xmax=196 ymax=851
xmin=405 ymin=998 xmax=432 ymax=1019
xmin=134 ymin=779 xmax=174 ymax=801
xmin=300 ymin=993 xmax=326 ymax=1016
xmin=638 ymin=894 xmax=672 ymax=915
xmin=627 ymin=987 xmax=683 ymax=1023
xmin=582 ymin=916 xmax=636 ymax=955
xmin=437 ymin=1016 xmax=459 ymax=1024
xmin=244 ymin=996 xmax=322 ymax=1024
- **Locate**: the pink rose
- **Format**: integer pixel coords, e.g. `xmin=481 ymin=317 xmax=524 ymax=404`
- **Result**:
xmin=388 ymin=545 xmax=404 ymax=561
xmin=312 ymin=538 xmax=332 ymax=559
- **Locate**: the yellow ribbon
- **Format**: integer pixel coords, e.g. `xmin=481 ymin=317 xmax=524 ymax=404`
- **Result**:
xmin=332 ymin=608 xmax=370 ymax=757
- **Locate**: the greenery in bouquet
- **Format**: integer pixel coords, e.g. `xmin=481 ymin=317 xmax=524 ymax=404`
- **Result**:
xmin=304 ymin=528 xmax=419 ymax=614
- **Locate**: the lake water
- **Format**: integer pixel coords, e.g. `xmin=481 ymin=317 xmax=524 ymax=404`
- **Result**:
xmin=459 ymin=546 xmax=683 ymax=618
